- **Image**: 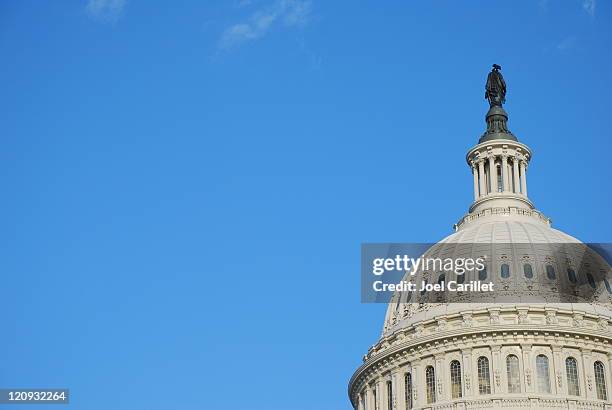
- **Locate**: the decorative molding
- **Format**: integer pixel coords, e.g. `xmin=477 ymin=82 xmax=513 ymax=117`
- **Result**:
xmin=494 ymin=369 xmax=501 ymax=388
xmin=525 ymin=368 xmax=532 ymax=386
xmin=456 ymin=206 xmax=549 ymax=230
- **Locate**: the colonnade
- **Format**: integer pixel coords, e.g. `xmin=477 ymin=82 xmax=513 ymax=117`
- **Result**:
xmin=470 ymin=153 xmax=528 ymax=200
xmin=356 ymin=345 xmax=612 ymax=410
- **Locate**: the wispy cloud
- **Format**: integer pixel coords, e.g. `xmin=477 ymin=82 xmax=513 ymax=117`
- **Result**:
xmin=557 ymin=36 xmax=577 ymax=51
xmin=86 ymin=0 xmax=126 ymax=23
xmin=583 ymin=0 xmax=596 ymax=17
xmin=218 ymin=0 xmax=311 ymax=50
xmin=236 ymin=0 xmax=254 ymax=7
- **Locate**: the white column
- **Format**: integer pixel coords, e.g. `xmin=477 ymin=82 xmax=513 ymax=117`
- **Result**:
xmin=549 ymin=345 xmax=565 ymax=395
xmin=582 ymin=349 xmax=594 ymax=400
xmin=412 ymin=360 xmax=423 ymax=408
xmin=383 ymin=378 xmax=390 ymax=410
xmin=393 ymin=368 xmax=405 ymax=410
xmin=357 ymin=392 xmax=364 ymax=410
xmin=488 ymin=155 xmax=498 ymax=194
xmin=512 ymin=157 xmax=520 ymax=194
xmin=522 ymin=344 xmax=534 ymax=393
xmin=520 ymin=160 xmax=528 ymax=196
xmin=366 ymin=385 xmax=374 ymax=410
xmin=377 ymin=380 xmax=385 ymax=410
xmin=478 ymin=160 xmax=486 ymax=196
xmin=462 ymin=348 xmax=474 ymax=398
xmin=501 ymin=155 xmax=509 ymax=193
xmin=507 ymin=162 xmax=513 ymax=191
xmin=435 ymin=354 xmax=445 ymax=402
xmin=472 ymin=162 xmax=479 ymax=200
xmin=491 ymin=345 xmax=502 ymax=394
xmin=552 ymin=345 xmax=567 ymax=395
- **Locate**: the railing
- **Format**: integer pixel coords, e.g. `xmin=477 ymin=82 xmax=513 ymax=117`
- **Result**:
xmin=422 ymin=396 xmax=609 ymax=409
xmin=454 ymin=206 xmax=551 ymax=231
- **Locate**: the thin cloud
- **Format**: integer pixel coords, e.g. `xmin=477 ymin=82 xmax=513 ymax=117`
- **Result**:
xmin=86 ymin=0 xmax=126 ymax=23
xmin=557 ymin=36 xmax=577 ymax=51
xmin=218 ymin=0 xmax=311 ymax=50
xmin=583 ymin=0 xmax=596 ymax=17
xmin=236 ymin=0 xmax=254 ymax=7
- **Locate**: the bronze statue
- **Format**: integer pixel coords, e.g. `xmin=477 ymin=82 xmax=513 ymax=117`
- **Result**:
xmin=485 ymin=64 xmax=506 ymax=107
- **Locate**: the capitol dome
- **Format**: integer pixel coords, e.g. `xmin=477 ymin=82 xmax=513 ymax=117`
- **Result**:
xmin=348 ymin=66 xmax=612 ymax=410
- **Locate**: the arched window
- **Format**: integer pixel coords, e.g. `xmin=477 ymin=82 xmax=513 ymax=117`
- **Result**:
xmin=450 ymin=360 xmax=462 ymax=398
xmin=536 ymin=355 xmax=551 ymax=393
xmin=438 ymin=274 xmax=445 ymax=286
xmin=567 ymin=268 xmax=577 ymax=284
xmin=545 ymin=264 xmax=555 ymax=280
xmin=594 ymin=361 xmax=607 ymax=400
xmin=478 ymin=356 xmax=491 ymax=395
xmin=523 ymin=263 xmax=533 ymax=279
xmin=566 ymin=357 xmax=580 ymax=396
xmin=496 ymin=164 xmax=503 ymax=192
xmin=506 ymin=355 xmax=521 ymax=393
xmin=587 ymin=273 xmax=596 ymax=289
xmin=405 ymin=373 xmax=413 ymax=409
xmin=501 ymin=263 xmax=511 ymax=279
xmin=479 ymin=265 xmax=488 ymax=280
xmin=457 ymin=273 xmax=465 ymax=284
xmin=386 ymin=381 xmax=393 ymax=410
xmin=425 ymin=365 xmax=436 ymax=404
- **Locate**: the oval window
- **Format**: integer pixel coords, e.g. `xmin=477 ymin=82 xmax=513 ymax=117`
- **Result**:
xmin=587 ymin=273 xmax=596 ymax=289
xmin=546 ymin=265 xmax=556 ymax=280
xmin=604 ymin=278 xmax=612 ymax=294
xmin=479 ymin=266 xmax=487 ymax=280
xmin=523 ymin=264 xmax=533 ymax=279
xmin=501 ymin=264 xmax=510 ymax=279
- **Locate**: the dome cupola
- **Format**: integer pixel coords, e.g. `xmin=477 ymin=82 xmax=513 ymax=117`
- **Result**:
xmin=463 ymin=65 xmax=540 ymax=217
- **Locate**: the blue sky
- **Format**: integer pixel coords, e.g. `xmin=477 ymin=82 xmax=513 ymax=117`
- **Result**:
xmin=1 ymin=1 xmax=610 ymax=409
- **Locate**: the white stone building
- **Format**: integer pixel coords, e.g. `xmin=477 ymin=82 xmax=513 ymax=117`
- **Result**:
xmin=348 ymin=67 xmax=612 ymax=410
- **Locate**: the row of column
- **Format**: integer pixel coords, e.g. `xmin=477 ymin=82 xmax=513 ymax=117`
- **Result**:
xmin=356 ymin=346 xmax=612 ymax=410
xmin=471 ymin=154 xmax=528 ymax=200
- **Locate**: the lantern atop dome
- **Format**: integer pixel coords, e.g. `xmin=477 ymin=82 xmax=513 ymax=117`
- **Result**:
xmin=465 ymin=65 xmax=537 ymax=215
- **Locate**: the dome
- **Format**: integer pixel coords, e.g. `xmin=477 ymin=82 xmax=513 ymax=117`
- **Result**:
xmin=348 ymin=67 xmax=612 ymax=410
xmin=382 ymin=213 xmax=612 ymax=336
xmin=351 ymin=215 xmax=612 ymax=410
